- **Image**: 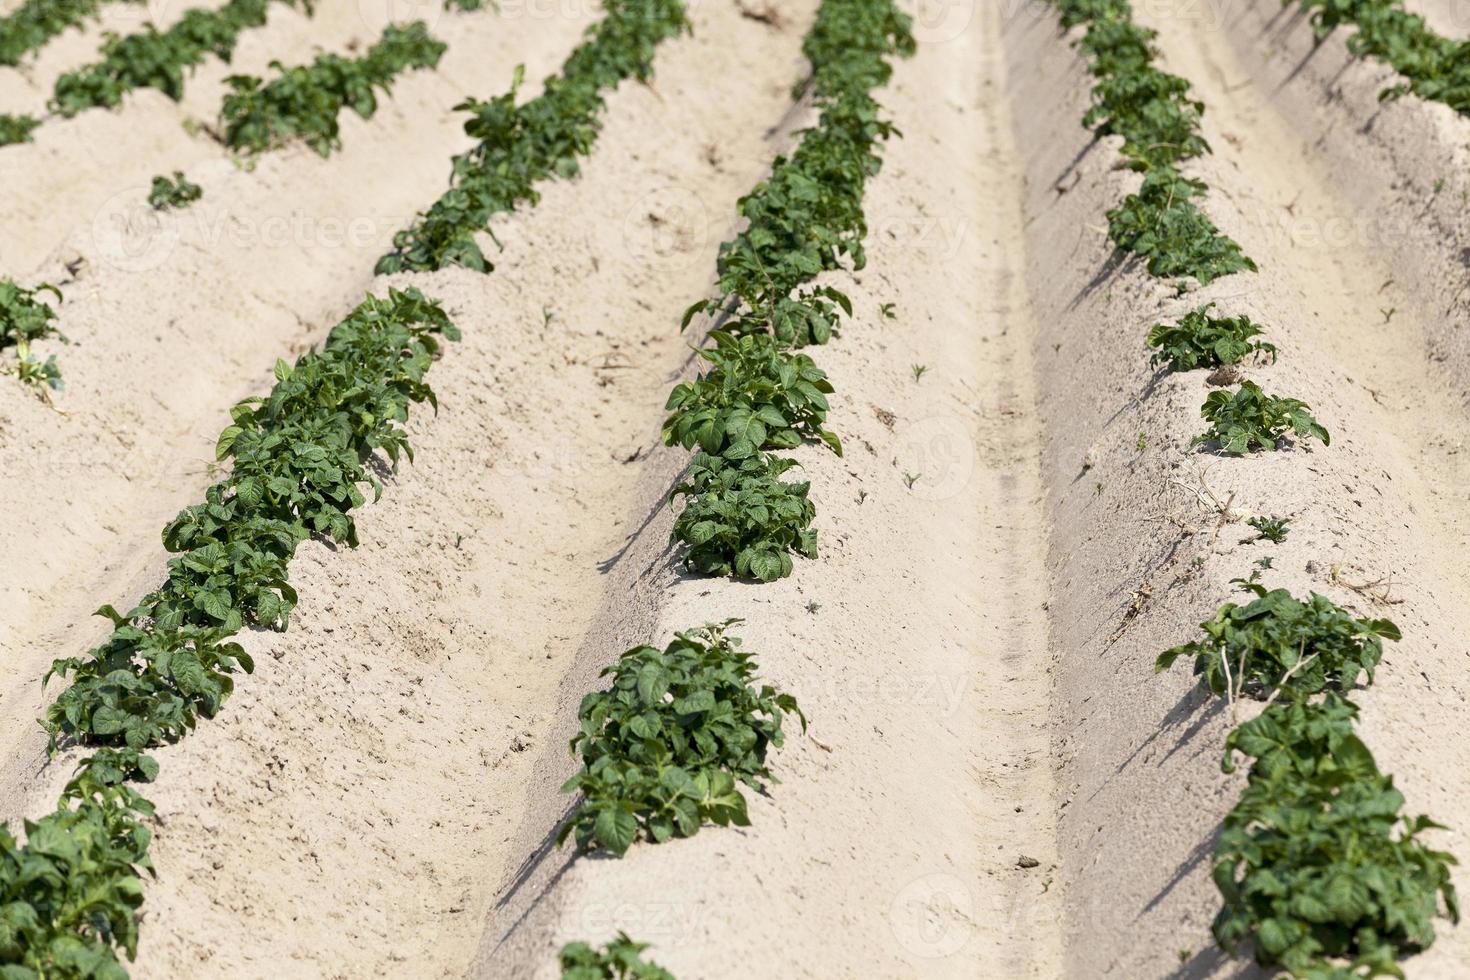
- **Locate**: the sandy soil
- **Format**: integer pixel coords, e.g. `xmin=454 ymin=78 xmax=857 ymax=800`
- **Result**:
xmin=3 ymin=0 xmax=1470 ymax=977
xmin=1008 ymin=1 xmax=1470 ymax=976
xmin=0 ymin=3 xmax=594 ymax=821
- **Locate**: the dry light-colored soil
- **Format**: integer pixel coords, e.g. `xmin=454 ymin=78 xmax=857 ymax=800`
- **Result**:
xmin=2 ymin=0 xmax=1470 ymax=976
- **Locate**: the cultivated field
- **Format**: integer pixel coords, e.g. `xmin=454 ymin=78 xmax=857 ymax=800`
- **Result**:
xmin=2 ymin=0 xmax=1470 ymax=977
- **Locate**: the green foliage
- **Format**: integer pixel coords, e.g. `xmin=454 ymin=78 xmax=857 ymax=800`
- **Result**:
xmin=220 ymin=22 xmax=446 ymax=156
xmin=559 ymin=622 xmax=804 ymax=856
xmin=51 ymin=0 xmax=312 ymax=117
xmin=0 ymin=0 xmax=135 ymax=67
xmin=1194 ymin=381 xmax=1330 ymax=454
xmin=1214 ymin=696 xmax=1459 ymax=978
xmin=559 ymin=933 xmax=675 ymax=979
xmin=670 ymin=452 xmax=816 ymax=582
xmin=661 ymin=0 xmax=912 ymax=582
xmin=0 ymin=112 xmax=41 ymax=146
xmin=1053 ymin=0 xmax=1255 ymax=285
xmin=662 ymin=331 xmax=840 ymax=459
xmin=376 ymin=0 xmax=691 ymax=274
xmin=1106 ymin=170 xmax=1257 ymax=285
xmin=1 ymin=287 xmax=457 ymax=975
xmin=1156 ymin=581 xmax=1399 ymax=701
xmin=677 ymin=0 xmax=913 ymax=348
xmin=0 ymin=753 xmax=156 ymax=979
xmin=44 ymin=287 xmax=457 ymax=755
xmin=1296 ymin=0 xmax=1470 ymax=114
xmin=1 ymin=279 xmax=67 ymax=394
xmin=147 ymin=171 xmax=202 ymax=211
xmin=1248 ymin=515 xmax=1291 ymax=543
xmin=1147 ymin=302 xmax=1277 ymax=371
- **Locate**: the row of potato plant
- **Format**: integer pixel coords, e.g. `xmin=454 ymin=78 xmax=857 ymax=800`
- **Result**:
xmin=550 ymin=1 xmax=910 ymax=969
xmin=1294 ymin=0 xmax=1470 ymax=115
xmin=0 ymin=0 xmax=314 ymax=146
xmin=375 ymin=0 xmax=692 ymax=274
xmin=0 ymin=0 xmax=126 ymax=67
xmin=219 ymin=20 xmax=447 ymax=156
xmin=658 ymin=0 xmax=914 ymax=582
xmin=1053 ymin=0 xmax=1459 ymax=975
xmin=3 ymin=0 xmax=710 ymax=971
xmin=0 ymin=288 xmax=458 ymax=978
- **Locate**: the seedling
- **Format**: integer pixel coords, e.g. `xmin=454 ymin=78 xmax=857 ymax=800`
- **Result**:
xmin=911 ymin=363 xmax=928 ymax=382
xmin=0 ymin=111 xmax=40 ymax=145
xmin=1 ymin=279 xmax=67 ymax=394
xmin=880 ymin=302 xmax=896 ymax=319
xmin=1247 ymin=515 xmax=1290 ymax=543
xmin=559 ymin=933 xmax=673 ymax=979
xmin=903 ymin=472 xmax=921 ymax=489
xmin=148 ymin=171 xmax=202 ymax=211
xmin=805 ymin=600 xmax=821 ymax=614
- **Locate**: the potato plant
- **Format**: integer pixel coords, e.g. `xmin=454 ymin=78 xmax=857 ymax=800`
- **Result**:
xmin=1157 ymin=581 xmax=1457 ymax=977
xmin=148 ymin=171 xmax=202 ymax=211
xmin=1155 ymin=582 xmax=1399 ymax=702
xmin=1147 ymin=303 xmax=1277 ymax=372
xmin=559 ymin=933 xmax=675 ymax=979
xmin=1214 ymin=696 xmax=1459 ymax=977
xmin=670 ymin=452 xmax=817 ymax=582
xmin=0 ymin=0 xmax=137 ymax=67
xmin=1295 ymin=0 xmax=1470 ymax=114
xmin=1194 ymin=381 xmax=1330 ymax=455
xmin=559 ymin=622 xmax=804 ymax=856
xmin=1056 ymin=0 xmax=1254 ymax=285
xmin=220 ymin=22 xmax=446 ymax=156
xmin=50 ymin=0 xmax=313 ymax=117
xmin=376 ymin=0 xmax=691 ymax=274
xmin=662 ymin=332 xmax=841 ymax=459
xmin=0 ymin=279 xmax=66 ymax=394
xmin=0 ymin=112 xmax=40 ymax=147
xmin=0 ymin=288 xmax=459 ymax=976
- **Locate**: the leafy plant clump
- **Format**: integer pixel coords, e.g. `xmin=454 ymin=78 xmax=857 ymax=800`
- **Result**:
xmin=0 ymin=0 xmax=134 ymax=67
xmin=559 ymin=621 xmax=805 ymax=856
xmin=1248 ymin=514 xmax=1290 ymax=543
xmin=1105 ymin=170 xmax=1257 ymax=285
xmin=662 ymin=331 xmax=841 ymax=459
xmin=1148 ymin=302 xmax=1277 ymax=371
xmin=660 ymin=0 xmax=913 ymax=582
xmin=559 ymin=933 xmax=675 ymax=979
xmin=1156 ymin=581 xmax=1399 ymax=701
xmin=376 ymin=0 xmax=691 ymax=274
xmin=0 ymin=111 xmax=41 ymax=146
xmin=1214 ymin=695 xmax=1459 ymax=978
xmin=1295 ymin=0 xmax=1470 ymax=115
xmin=0 ymin=288 xmax=458 ymax=976
xmin=1054 ymin=0 xmax=1254 ymax=285
xmin=50 ymin=0 xmax=313 ymax=117
xmin=670 ymin=452 xmax=816 ymax=582
xmin=1194 ymin=381 xmax=1330 ymax=455
xmin=1 ymin=278 xmax=67 ymax=394
xmin=148 ymin=171 xmax=202 ymax=210
xmin=220 ymin=21 xmax=446 ymax=156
